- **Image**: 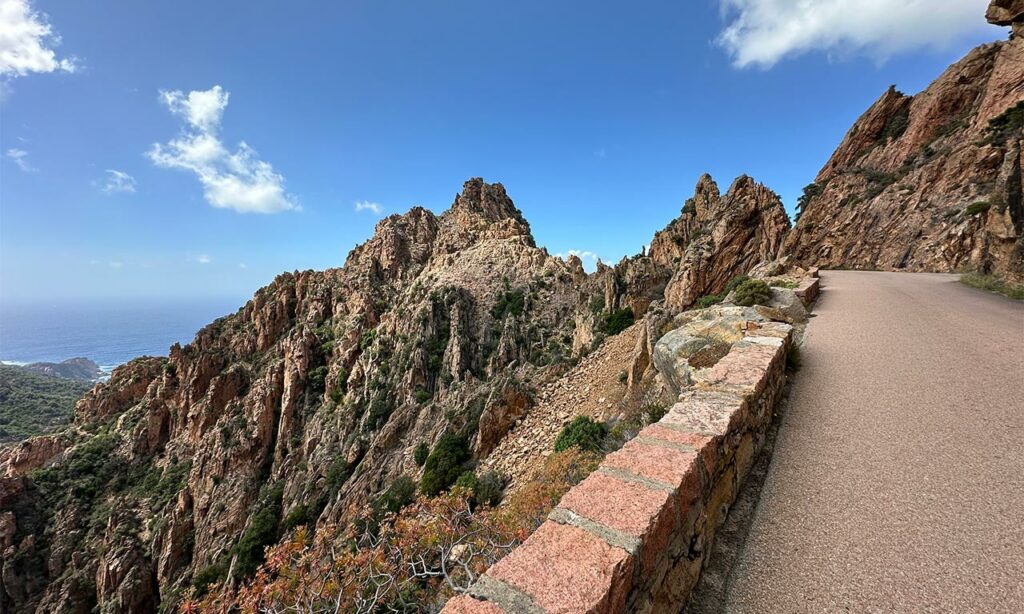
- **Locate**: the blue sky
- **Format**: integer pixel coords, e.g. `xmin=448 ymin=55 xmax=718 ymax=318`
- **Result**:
xmin=0 ymin=0 xmax=1003 ymax=304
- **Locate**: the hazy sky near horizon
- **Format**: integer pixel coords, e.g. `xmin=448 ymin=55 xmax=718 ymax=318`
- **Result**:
xmin=0 ymin=0 xmax=1004 ymax=303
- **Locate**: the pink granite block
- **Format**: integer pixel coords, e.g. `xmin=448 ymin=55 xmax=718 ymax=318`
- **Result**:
xmin=486 ymin=521 xmax=634 ymax=614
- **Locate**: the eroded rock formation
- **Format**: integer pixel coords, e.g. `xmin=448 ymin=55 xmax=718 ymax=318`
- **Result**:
xmin=785 ymin=6 xmax=1024 ymax=280
xmin=1 ymin=172 xmax=790 ymax=612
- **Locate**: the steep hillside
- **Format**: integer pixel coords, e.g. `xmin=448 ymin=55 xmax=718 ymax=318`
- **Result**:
xmin=0 ymin=175 xmax=788 ymax=613
xmin=0 ymin=365 xmax=91 ymax=443
xmin=785 ymin=8 xmax=1024 ymax=280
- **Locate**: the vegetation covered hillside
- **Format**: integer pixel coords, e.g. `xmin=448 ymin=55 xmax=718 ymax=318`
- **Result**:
xmin=0 ymin=364 xmax=90 ymax=443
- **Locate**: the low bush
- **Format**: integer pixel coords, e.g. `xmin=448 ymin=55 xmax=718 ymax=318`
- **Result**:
xmin=732 ymin=279 xmax=771 ymax=307
xmin=960 ymin=272 xmax=1024 ymax=300
xmin=413 ymin=442 xmax=429 ymax=466
xmin=192 ymin=559 xmax=228 ymax=595
xmin=420 ymin=433 xmax=471 ymax=496
xmin=307 ymin=366 xmax=328 ymax=394
xmin=233 ymin=484 xmax=284 ymax=580
xmin=601 ymin=308 xmax=635 ymax=335
xmin=554 ymin=416 xmax=607 ymax=453
xmin=965 ymin=201 xmax=991 ymax=216
xmin=472 ymin=471 xmax=507 ymax=508
xmin=367 ymin=396 xmax=394 ymax=430
xmin=376 ymin=476 xmax=417 ymax=516
xmin=985 ymin=100 xmax=1024 ymax=146
xmin=453 ymin=470 xmax=507 ymax=509
xmin=491 ymin=288 xmax=525 ymax=320
xmin=723 ymin=274 xmax=750 ymax=295
xmin=879 ymin=110 xmax=909 ymax=142
xmin=696 ymin=294 xmax=723 ymax=308
xmin=795 ymin=183 xmax=823 ymax=221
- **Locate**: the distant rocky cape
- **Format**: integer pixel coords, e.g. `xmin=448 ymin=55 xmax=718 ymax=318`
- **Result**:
xmin=0 ymin=4 xmax=1020 ymax=614
xmin=19 ymin=358 xmax=104 ymax=382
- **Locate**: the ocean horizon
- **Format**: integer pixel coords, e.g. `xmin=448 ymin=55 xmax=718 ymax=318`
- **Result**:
xmin=0 ymin=297 xmax=246 ymax=372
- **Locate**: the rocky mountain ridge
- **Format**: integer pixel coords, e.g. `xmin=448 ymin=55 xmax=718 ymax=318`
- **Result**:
xmin=0 ymin=173 xmax=790 ymax=613
xmin=785 ymin=6 xmax=1024 ymax=280
xmin=2 ymin=5 xmax=1022 ymax=612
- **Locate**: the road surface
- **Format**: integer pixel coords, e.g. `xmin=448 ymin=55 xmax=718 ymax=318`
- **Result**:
xmin=722 ymin=271 xmax=1024 ymax=612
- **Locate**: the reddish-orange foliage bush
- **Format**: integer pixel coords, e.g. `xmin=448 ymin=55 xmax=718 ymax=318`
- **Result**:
xmin=182 ymin=449 xmax=602 ymax=614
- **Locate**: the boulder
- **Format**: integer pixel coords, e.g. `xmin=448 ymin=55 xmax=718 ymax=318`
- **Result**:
xmin=987 ymin=0 xmax=1024 ymax=35
xmin=765 ymin=287 xmax=809 ymax=324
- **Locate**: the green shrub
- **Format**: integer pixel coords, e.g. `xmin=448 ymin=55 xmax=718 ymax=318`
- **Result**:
xmin=424 ymin=329 xmax=450 ymax=378
xmin=359 ymin=329 xmax=376 ymax=350
xmin=413 ymin=442 xmax=429 ymax=466
xmin=192 ymin=560 xmax=228 ymax=594
xmin=454 ymin=470 xmax=477 ymax=491
xmin=618 ymin=370 xmax=628 ymax=384
xmin=473 ymin=471 xmax=507 ymax=508
xmin=554 ymin=416 xmax=607 ymax=453
xmin=985 ymin=100 xmax=1024 ymax=146
xmin=232 ymin=484 xmax=283 ymax=580
xmin=491 ymin=288 xmax=525 ymax=320
xmin=696 ymin=294 xmax=723 ymax=308
xmin=588 ymin=294 xmax=606 ymax=314
xmin=307 ymin=366 xmax=328 ymax=394
xmin=645 ymin=404 xmax=668 ymax=423
xmin=367 ymin=396 xmax=394 ymax=430
xmin=413 ymin=388 xmax=432 ymax=404
xmin=965 ymin=201 xmax=991 ymax=216
xmin=960 ymin=272 xmax=1024 ymax=300
xmin=453 ymin=470 xmax=506 ymax=508
xmin=732 ymin=279 xmax=771 ymax=307
xmin=601 ymin=308 xmax=635 ymax=335
xmin=376 ymin=475 xmax=417 ymax=515
xmin=280 ymin=504 xmax=310 ymax=533
xmin=420 ymin=433 xmax=471 ymax=496
xmin=795 ymin=183 xmax=823 ymax=222
xmin=723 ymin=274 xmax=750 ymax=295
xmin=325 ymin=458 xmax=352 ymax=491
xmin=879 ymin=111 xmax=909 ymax=141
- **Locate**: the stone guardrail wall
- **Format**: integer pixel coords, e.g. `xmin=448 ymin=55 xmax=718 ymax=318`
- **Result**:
xmin=795 ymin=273 xmax=820 ymax=306
xmin=443 ymin=318 xmax=795 ymax=614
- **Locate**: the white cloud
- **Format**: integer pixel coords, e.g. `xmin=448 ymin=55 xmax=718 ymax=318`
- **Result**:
xmin=108 ymin=261 xmax=124 ymax=268
xmin=186 ymin=253 xmax=211 ymax=264
xmin=717 ymin=0 xmax=990 ymax=68
xmin=556 ymin=249 xmax=602 ymax=267
xmin=0 ymin=0 xmax=78 ymax=79
xmin=238 ymin=263 xmax=247 ymax=269
xmin=354 ymin=200 xmax=384 ymax=215
xmin=6 ymin=147 xmax=36 ymax=172
xmin=148 ymin=85 xmax=298 ymax=214
xmin=100 ymin=169 xmax=136 ymax=194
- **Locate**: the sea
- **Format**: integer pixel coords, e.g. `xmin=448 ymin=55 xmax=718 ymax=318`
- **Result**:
xmin=0 ymin=298 xmax=246 ymax=377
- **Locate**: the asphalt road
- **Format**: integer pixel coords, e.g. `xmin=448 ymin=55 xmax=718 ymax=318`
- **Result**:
xmin=722 ymin=271 xmax=1024 ymax=613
